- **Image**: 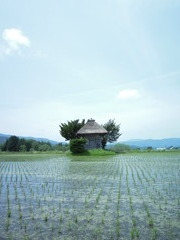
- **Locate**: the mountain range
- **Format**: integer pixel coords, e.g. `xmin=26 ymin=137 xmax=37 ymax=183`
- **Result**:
xmin=0 ymin=133 xmax=59 ymax=145
xmin=0 ymin=133 xmax=180 ymax=148
xmin=119 ymin=138 xmax=180 ymax=149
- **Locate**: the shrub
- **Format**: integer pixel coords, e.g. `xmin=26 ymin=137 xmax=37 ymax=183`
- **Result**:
xmin=19 ymin=145 xmax=27 ymax=152
xmin=70 ymin=138 xmax=87 ymax=154
xmin=110 ymin=143 xmax=131 ymax=153
xmin=53 ymin=143 xmax=69 ymax=152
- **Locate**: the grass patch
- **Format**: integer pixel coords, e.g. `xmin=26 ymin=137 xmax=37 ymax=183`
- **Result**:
xmin=0 ymin=151 xmax=64 ymax=157
xmin=0 ymin=152 xmax=65 ymax=162
xmin=89 ymin=149 xmax=116 ymax=156
xmin=67 ymin=149 xmax=116 ymax=157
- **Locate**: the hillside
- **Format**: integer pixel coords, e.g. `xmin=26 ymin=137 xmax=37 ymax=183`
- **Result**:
xmin=120 ymin=138 xmax=180 ymax=149
xmin=0 ymin=133 xmax=59 ymax=145
xmin=0 ymin=134 xmax=10 ymax=144
xmin=1 ymin=133 xmax=180 ymax=149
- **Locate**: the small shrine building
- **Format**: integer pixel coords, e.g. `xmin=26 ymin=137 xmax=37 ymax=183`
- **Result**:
xmin=77 ymin=119 xmax=107 ymax=149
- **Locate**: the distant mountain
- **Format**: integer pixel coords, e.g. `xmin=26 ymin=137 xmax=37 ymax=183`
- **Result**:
xmin=24 ymin=137 xmax=59 ymax=145
xmin=0 ymin=133 xmax=10 ymax=144
xmin=0 ymin=133 xmax=59 ymax=145
xmin=120 ymin=138 xmax=180 ymax=149
xmin=1 ymin=133 xmax=180 ymax=149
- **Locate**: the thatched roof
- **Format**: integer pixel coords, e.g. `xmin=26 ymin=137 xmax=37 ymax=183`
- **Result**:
xmin=77 ymin=119 xmax=108 ymax=135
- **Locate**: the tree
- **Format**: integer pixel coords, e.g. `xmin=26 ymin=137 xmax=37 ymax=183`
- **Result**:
xmin=0 ymin=144 xmax=3 ymax=151
xmin=53 ymin=143 xmax=69 ymax=152
xmin=102 ymin=119 xmax=122 ymax=149
xmin=59 ymin=119 xmax=85 ymax=140
xmin=110 ymin=143 xmax=130 ymax=153
xmin=25 ymin=139 xmax=33 ymax=151
xmin=4 ymin=136 xmax=20 ymax=152
xmin=70 ymin=138 xmax=87 ymax=154
xmin=38 ymin=143 xmax=51 ymax=152
xmin=147 ymin=146 xmax=153 ymax=151
xmin=18 ymin=138 xmax=26 ymax=151
xmin=1 ymin=136 xmax=54 ymax=152
xmin=101 ymin=137 xmax=107 ymax=150
xmin=19 ymin=145 xmax=27 ymax=152
xmin=31 ymin=141 xmax=39 ymax=151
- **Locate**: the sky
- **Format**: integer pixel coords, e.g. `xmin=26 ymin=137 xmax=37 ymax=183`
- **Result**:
xmin=0 ymin=0 xmax=180 ymax=142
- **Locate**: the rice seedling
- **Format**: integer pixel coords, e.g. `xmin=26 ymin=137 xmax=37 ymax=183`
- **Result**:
xmin=68 ymin=219 xmax=72 ymax=230
xmin=59 ymin=214 xmax=63 ymax=223
xmin=44 ymin=214 xmax=48 ymax=222
xmin=74 ymin=215 xmax=78 ymax=223
xmin=151 ymin=228 xmax=157 ymax=240
xmin=7 ymin=209 xmax=11 ymax=218
xmin=0 ymin=152 xmax=179 ymax=239
xmin=5 ymin=218 xmax=10 ymax=232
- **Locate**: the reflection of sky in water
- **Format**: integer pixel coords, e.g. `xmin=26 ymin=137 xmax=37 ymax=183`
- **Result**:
xmin=0 ymin=153 xmax=179 ymax=240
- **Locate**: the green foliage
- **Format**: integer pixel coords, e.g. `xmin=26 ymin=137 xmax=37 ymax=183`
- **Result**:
xmin=59 ymin=118 xmax=121 ymax=149
xmin=67 ymin=149 xmax=116 ymax=157
xmin=87 ymin=149 xmax=116 ymax=156
xmin=101 ymin=137 xmax=107 ymax=150
xmin=3 ymin=136 xmax=19 ymax=152
xmin=110 ymin=143 xmax=131 ymax=153
xmin=31 ymin=141 xmax=39 ymax=151
xmin=38 ymin=143 xmax=52 ymax=152
xmin=1 ymin=136 xmax=58 ymax=152
xmin=0 ymin=144 xmax=3 ymax=151
xmin=24 ymin=140 xmax=33 ymax=151
xmin=59 ymin=119 xmax=85 ymax=140
xmin=70 ymin=138 xmax=87 ymax=154
xmin=147 ymin=146 xmax=153 ymax=151
xmin=53 ymin=143 xmax=69 ymax=152
xmin=102 ymin=119 xmax=122 ymax=148
xmin=19 ymin=145 xmax=27 ymax=152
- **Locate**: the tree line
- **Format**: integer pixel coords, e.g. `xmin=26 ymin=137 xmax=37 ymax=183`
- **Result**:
xmin=0 ymin=119 xmax=121 ymax=153
xmin=0 ymin=136 xmax=68 ymax=152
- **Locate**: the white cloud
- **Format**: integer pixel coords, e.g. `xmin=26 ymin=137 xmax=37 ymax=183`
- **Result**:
xmin=1 ymin=28 xmax=30 ymax=55
xmin=117 ymin=89 xmax=140 ymax=100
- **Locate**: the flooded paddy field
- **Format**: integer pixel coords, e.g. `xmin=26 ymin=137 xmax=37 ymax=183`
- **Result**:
xmin=0 ymin=152 xmax=179 ymax=240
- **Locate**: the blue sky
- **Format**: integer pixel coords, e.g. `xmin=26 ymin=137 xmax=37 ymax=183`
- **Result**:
xmin=0 ymin=0 xmax=180 ymax=142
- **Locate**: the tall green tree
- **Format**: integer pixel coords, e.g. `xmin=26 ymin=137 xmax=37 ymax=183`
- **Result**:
xmin=5 ymin=136 xmax=20 ymax=152
xmin=59 ymin=119 xmax=85 ymax=140
xmin=102 ymin=119 xmax=122 ymax=149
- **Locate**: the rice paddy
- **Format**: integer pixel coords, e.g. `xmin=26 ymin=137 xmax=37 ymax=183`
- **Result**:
xmin=0 ymin=152 xmax=179 ymax=239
